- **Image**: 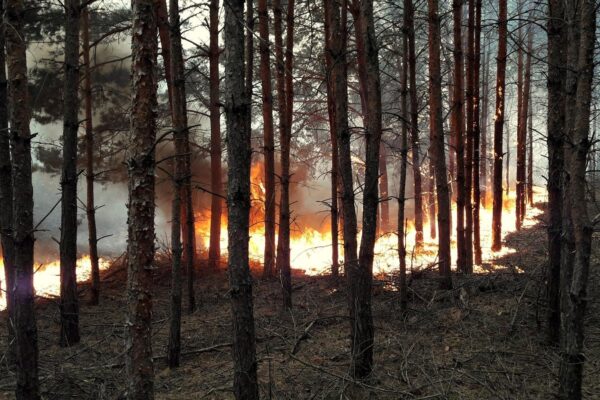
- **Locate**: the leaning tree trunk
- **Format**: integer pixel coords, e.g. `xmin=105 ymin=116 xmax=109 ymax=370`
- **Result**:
xmin=5 ymin=0 xmax=40 ymax=397
xmin=0 ymin=0 xmax=16 ymax=359
xmin=208 ymin=0 xmax=223 ymax=271
xmin=427 ymin=0 xmax=452 ymax=289
xmin=558 ymin=1 xmax=595 ymax=398
xmin=404 ymin=0 xmax=424 ymax=246
xmin=59 ymin=0 xmax=81 ymax=348
xmin=257 ymin=0 xmax=276 ymax=279
xmin=491 ymin=0 xmax=507 ymax=252
xmin=126 ymin=1 xmax=158 ymax=397
xmin=451 ymin=0 xmax=467 ymax=273
xmin=82 ymin=7 xmax=100 ymax=307
xmin=224 ymin=1 xmax=260 ymax=398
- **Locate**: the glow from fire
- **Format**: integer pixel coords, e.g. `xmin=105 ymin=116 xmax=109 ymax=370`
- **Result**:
xmin=0 ymin=256 xmax=110 ymax=311
xmin=196 ymin=163 xmax=546 ymax=276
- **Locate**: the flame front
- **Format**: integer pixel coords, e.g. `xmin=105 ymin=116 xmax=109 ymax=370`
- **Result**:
xmin=195 ymin=162 xmax=545 ymax=276
xmin=0 ymin=256 xmax=110 ymax=311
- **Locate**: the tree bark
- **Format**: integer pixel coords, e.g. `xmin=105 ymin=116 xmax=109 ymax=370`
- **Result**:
xmin=515 ymin=19 xmax=525 ymax=230
xmin=480 ymin=42 xmax=489 ymax=208
xmin=324 ymin=0 xmax=340 ymax=277
xmin=351 ymin=0 xmax=381 ymax=378
xmin=126 ymin=1 xmax=158 ymax=397
xmin=398 ymin=25 xmax=409 ymax=312
xmin=558 ymin=1 xmax=595 ymax=398
xmin=5 ymin=0 xmax=40 ymax=397
xmin=208 ymin=0 xmax=223 ymax=271
xmin=224 ymin=1 xmax=260 ymax=398
xmin=167 ymin=0 xmax=190 ymax=368
xmin=59 ymin=0 xmax=81 ymax=348
xmin=527 ymin=88 xmax=533 ymax=206
xmin=491 ymin=0 xmax=507 ymax=252
xmin=257 ymin=0 xmax=276 ymax=279
xmin=451 ymin=0 xmax=466 ymax=273
xmin=463 ymin=0 xmax=475 ymax=271
xmin=517 ymin=28 xmax=532 ymax=230
xmin=472 ymin=0 xmax=482 ymax=265
xmin=403 ymin=0 xmax=424 ymax=246
xmin=0 ymin=0 xmax=16 ymax=359
xmin=82 ymin=7 xmax=100 ymax=307
xmin=427 ymin=0 xmax=452 ymax=289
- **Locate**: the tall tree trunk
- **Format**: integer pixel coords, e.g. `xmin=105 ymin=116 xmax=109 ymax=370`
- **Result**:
xmin=427 ymin=148 xmax=437 ymax=239
xmin=559 ymin=1 xmax=595 ymax=398
xmin=126 ymin=1 xmax=158 ymax=397
xmin=274 ymin=0 xmax=295 ymax=309
xmin=427 ymin=0 xmax=452 ymax=289
xmin=491 ymin=0 xmax=507 ymax=251
xmin=60 ymin=0 xmax=81 ymax=348
xmin=245 ymin=0 xmax=254 ymax=144
xmin=398 ymin=26 xmax=409 ymax=312
xmin=257 ymin=0 xmax=276 ymax=279
xmin=463 ymin=0 xmax=475 ymax=271
xmin=379 ymin=144 xmax=390 ymax=233
xmin=5 ymin=0 xmax=40 ymax=397
xmin=471 ymin=0 xmax=482 ymax=265
xmin=480 ymin=42 xmax=489 ymax=208
xmin=324 ymin=0 xmax=340 ymax=277
xmin=517 ymin=28 xmax=532 ymax=229
xmin=208 ymin=0 xmax=223 ymax=271
xmin=404 ymin=0 xmax=424 ymax=246
xmin=515 ymin=19 xmax=525 ymax=230
xmin=0 ymin=0 xmax=16 ymax=359
xmin=155 ymin=0 xmax=173 ymax=113
xmin=351 ymin=0 xmax=381 ymax=378
xmin=545 ymin=0 xmax=565 ymax=345
xmin=527 ymin=89 xmax=533 ymax=206
xmin=82 ymin=7 xmax=100 ymax=307
xmin=224 ymin=1 xmax=260 ymax=398
xmin=167 ymin=0 xmax=191 ymax=368
xmin=451 ymin=0 xmax=467 ymax=273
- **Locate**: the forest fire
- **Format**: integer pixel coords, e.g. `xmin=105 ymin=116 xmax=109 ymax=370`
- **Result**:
xmin=0 ymin=256 xmax=110 ymax=311
xmin=195 ymin=163 xmax=546 ymax=276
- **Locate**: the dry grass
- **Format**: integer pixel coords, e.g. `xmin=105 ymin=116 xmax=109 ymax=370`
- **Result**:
xmin=0 ymin=206 xmax=598 ymax=399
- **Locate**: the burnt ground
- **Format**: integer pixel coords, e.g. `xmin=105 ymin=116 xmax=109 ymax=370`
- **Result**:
xmin=0 ymin=204 xmax=598 ymax=399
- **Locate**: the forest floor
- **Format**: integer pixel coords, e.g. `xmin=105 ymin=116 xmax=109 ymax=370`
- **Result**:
xmin=0 ymin=203 xmax=599 ymax=399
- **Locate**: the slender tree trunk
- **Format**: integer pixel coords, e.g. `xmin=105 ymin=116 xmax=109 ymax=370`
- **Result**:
xmin=0 ymin=0 xmax=16 ymax=359
xmin=527 ymin=90 xmax=533 ymax=206
xmin=155 ymin=0 xmax=173 ymax=113
xmin=452 ymin=0 xmax=466 ymax=273
xmin=167 ymin=0 xmax=191 ymax=368
xmin=515 ymin=20 xmax=525 ymax=230
xmin=472 ymin=0 xmax=482 ymax=265
xmin=518 ymin=28 xmax=532 ymax=228
xmin=506 ymin=122 xmax=511 ymax=196
xmin=5 ymin=0 xmax=40 ymax=397
xmin=398 ymin=27 xmax=409 ymax=312
xmin=208 ymin=0 xmax=223 ymax=271
xmin=126 ymin=1 xmax=158 ymax=397
xmin=427 ymin=0 xmax=452 ymax=289
xmin=257 ymin=0 xmax=276 ymax=279
xmin=379 ymin=144 xmax=390 ymax=233
xmin=404 ymin=0 xmax=423 ymax=246
xmin=463 ymin=0 xmax=475 ymax=271
xmin=491 ymin=0 xmax=507 ymax=252
xmin=273 ymin=0 xmax=295 ymax=309
xmin=559 ymin=2 xmax=595 ymax=398
xmin=324 ymin=0 xmax=340 ymax=277
xmin=545 ymin=0 xmax=565 ymax=345
xmin=82 ymin=7 xmax=100 ymax=307
xmin=428 ymin=148 xmax=437 ymax=239
xmin=245 ymin=0 xmax=254 ymax=143
xmin=224 ymin=1 xmax=260 ymax=398
xmin=480 ymin=43 xmax=489 ymax=208
xmin=59 ymin=0 xmax=81 ymax=348
xmin=167 ymin=143 xmax=183 ymax=369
